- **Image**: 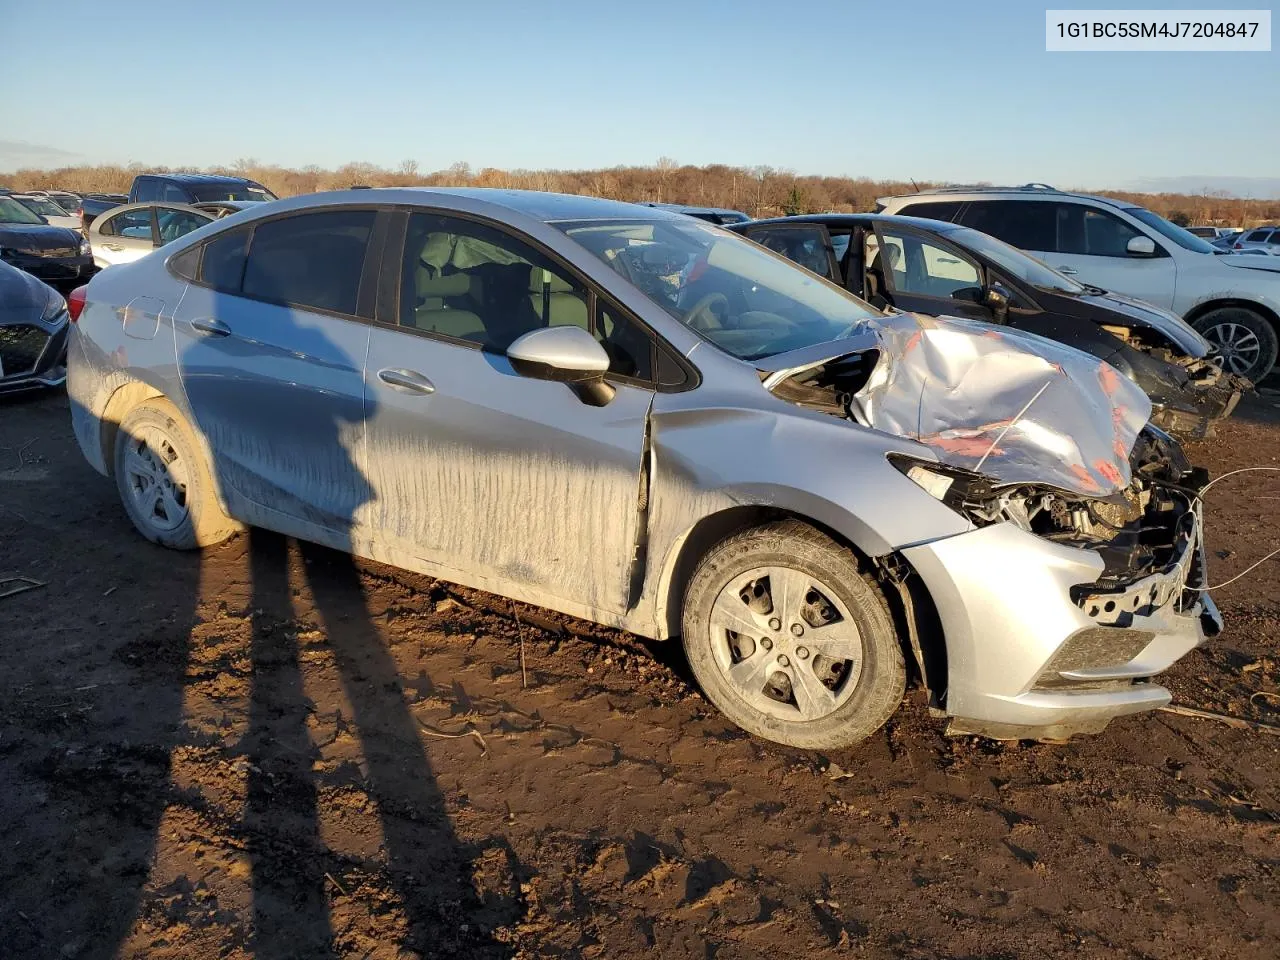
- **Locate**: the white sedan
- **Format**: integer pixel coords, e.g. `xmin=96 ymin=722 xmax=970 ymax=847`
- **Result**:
xmin=88 ymin=202 xmax=213 ymax=269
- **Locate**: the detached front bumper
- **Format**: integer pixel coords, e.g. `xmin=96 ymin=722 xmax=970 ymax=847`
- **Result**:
xmin=903 ymin=518 xmax=1217 ymax=740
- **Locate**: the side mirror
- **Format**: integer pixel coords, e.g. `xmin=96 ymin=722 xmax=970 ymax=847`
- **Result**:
xmin=985 ymin=280 xmax=1011 ymax=322
xmin=507 ymin=325 xmax=615 ymax=406
xmin=1126 ymin=235 xmax=1157 ymax=257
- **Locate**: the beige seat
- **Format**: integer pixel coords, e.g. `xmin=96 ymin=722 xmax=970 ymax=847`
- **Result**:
xmin=409 ymin=273 xmax=485 ymax=341
xmin=527 ymin=267 xmax=589 ymax=331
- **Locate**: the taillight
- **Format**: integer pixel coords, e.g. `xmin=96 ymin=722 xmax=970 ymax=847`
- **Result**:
xmin=67 ymin=285 xmax=88 ymax=323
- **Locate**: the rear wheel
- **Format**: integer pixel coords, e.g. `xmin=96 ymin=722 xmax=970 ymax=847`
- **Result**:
xmin=1192 ymin=306 xmax=1278 ymax=382
xmin=113 ymin=398 xmax=241 ymax=550
xmin=681 ymin=521 xmax=906 ymax=749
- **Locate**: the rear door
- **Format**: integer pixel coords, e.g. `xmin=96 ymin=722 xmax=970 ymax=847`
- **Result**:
xmin=173 ymin=207 xmax=383 ymax=535
xmin=93 ymin=207 xmax=157 ymax=267
xmin=360 ymin=209 xmax=661 ymax=616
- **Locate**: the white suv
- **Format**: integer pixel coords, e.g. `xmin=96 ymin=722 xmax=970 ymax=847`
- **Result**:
xmin=878 ymin=185 xmax=1280 ymax=381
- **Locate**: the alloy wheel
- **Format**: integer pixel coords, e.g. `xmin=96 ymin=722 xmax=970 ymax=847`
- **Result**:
xmin=1202 ymin=321 xmax=1263 ymax=377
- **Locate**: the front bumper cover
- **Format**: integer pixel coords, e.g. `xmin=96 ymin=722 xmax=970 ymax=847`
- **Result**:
xmin=903 ymin=516 xmax=1215 ymax=739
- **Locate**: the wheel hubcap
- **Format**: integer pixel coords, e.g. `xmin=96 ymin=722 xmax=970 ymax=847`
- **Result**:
xmin=1202 ymin=321 xmax=1262 ymax=377
xmin=708 ymin=566 xmax=864 ymax=723
xmin=124 ymin=426 xmax=190 ymax=533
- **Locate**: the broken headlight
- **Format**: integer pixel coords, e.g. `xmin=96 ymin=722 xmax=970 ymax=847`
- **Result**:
xmin=888 ymin=455 xmax=997 ymax=521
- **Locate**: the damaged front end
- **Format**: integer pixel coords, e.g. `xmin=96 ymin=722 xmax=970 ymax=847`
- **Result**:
xmin=763 ymin=312 xmax=1222 ymax=739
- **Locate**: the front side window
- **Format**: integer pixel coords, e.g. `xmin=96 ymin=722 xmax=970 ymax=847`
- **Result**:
xmin=105 ymin=209 xmax=154 ymax=241
xmin=944 ymin=225 xmax=1085 ymax=294
xmin=1123 ymin=206 xmax=1215 ymax=253
xmin=873 ymin=228 xmax=982 ymax=300
xmin=399 ymin=212 xmax=653 ymax=379
xmin=958 ymin=200 xmax=1057 ymax=251
xmin=744 ymin=225 xmax=836 ymax=280
xmin=1056 ymin=205 xmax=1143 ymax=257
xmin=558 ymin=217 xmax=880 ymax=361
xmin=188 ymin=183 xmax=277 ymax=203
xmin=157 ymin=209 xmax=211 ymax=245
xmin=242 ymin=209 xmax=374 ymax=315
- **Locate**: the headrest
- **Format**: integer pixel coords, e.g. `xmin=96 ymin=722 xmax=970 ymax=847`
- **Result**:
xmin=419 ymin=233 xmax=455 ymax=269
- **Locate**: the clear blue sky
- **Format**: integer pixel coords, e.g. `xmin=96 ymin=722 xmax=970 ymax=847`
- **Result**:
xmin=3 ymin=0 xmax=1277 ymax=194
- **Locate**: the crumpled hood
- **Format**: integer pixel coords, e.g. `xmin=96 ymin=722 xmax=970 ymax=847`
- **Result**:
xmin=0 ymin=260 xmax=57 ymax=320
xmin=850 ymin=312 xmax=1152 ymax=497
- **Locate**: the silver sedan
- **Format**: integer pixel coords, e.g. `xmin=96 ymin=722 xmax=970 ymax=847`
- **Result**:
xmin=66 ymin=189 xmax=1221 ymax=748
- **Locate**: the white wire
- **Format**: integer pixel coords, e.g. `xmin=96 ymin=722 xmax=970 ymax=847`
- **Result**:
xmin=1193 ymin=466 xmax=1280 ymax=592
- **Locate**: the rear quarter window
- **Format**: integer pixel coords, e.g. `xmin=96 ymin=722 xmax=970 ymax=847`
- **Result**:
xmin=199 ymin=227 xmax=250 ymax=293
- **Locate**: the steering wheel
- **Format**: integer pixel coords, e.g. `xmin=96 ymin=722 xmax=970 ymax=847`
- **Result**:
xmin=684 ymin=291 xmax=729 ymax=332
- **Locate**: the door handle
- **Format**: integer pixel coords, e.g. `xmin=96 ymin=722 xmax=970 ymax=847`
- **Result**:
xmin=189 ymin=317 xmax=231 ymax=337
xmin=1057 ymin=266 xmax=1079 ymax=275
xmin=103 ymin=243 xmax=123 ymax=251
xmin=377 ymin=368 xmax=435 ymax=394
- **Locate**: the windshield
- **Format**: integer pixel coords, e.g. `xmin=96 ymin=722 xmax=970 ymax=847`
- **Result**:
xmin=188 ymin=184 xmax=276 ymax=202
xmin=1124 ymin=206 xmax=1216 ymax=254
xmin=16 ymin=197 xmax=69 ymax=217
xmin=0 ymin=196 xmax=46 ymax=225
xmin=945 ymin=225 xmax=1087 ymax=294
xmin=557 ymin=218 xmax=882 ymax=360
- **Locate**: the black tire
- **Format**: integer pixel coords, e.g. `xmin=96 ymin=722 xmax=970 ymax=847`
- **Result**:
xmin=113 ymin=398 xmax=242 ymax=550
xmin=1191 ymin=306 xmax=1278 ymax=383
xmin=681 ymin=520 xmax=906 ymax=749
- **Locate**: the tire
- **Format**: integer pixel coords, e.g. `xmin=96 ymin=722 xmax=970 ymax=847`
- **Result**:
xmin=1191 ymin=306 xmax=1278 ymax=383
xmin=113 ymin=398 xmax=241 ymax=550
xmin=681 ymin=520 xmax=906 ymax=749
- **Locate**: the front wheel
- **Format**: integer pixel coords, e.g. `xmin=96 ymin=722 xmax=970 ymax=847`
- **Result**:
xmin=681 ymin=521 xmax=906 ymax=749
xmin=1191 ymin=306 xmax=1278 ymax=383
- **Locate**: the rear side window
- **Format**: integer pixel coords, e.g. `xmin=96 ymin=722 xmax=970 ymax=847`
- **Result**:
xmin=242 ymin=210 xmax=375 ymax=316
xmin=160 ymin=182 xmax=189 ymax=203
xmin=1056 ymin=205 xmax=1143 ymax=257
xmin=200 ymin=227 xmax=249 ymax=292
xmin=897 ymin=200 xmax=963 ymax=223
xmin=744 ymin=225 xmax=837 ymax=280
xmin=103 ymin=208 xmax=154 ymax=241
xmin=958 ymin=200 xmax=1056 ymax=250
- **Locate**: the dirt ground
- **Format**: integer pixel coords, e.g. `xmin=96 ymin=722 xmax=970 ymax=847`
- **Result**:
xmin=1 ymin=389 xmax=1278 ymax=960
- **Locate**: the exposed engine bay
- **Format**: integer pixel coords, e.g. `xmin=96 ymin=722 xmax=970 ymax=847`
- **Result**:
xmin=764 ymin=311 xmax=1212 ymax=586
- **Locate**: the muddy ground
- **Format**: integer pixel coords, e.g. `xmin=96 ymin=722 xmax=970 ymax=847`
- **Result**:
xmin=1 ymin=389 xmax=1278 ymax=960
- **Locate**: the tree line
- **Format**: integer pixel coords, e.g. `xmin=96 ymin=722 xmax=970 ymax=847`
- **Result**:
xmin=4 ymin=158 xmax=1277 ymax=226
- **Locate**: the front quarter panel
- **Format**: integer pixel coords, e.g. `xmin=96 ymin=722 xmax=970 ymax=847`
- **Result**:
xmin=640 ymin=366 xmax=972 ymax=638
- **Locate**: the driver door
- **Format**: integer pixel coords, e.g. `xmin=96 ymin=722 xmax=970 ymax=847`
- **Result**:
xmin=868 ymin=225 xmax=992 ymax=323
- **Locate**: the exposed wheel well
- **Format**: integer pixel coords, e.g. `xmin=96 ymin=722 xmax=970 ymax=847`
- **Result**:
xmin=660 ymin=507 xmax=947 ymax=703
xmin=1185 ymin=297 xmax=1280 ymax=332
xmin=98 ymin=381 xmax=165 ymax=476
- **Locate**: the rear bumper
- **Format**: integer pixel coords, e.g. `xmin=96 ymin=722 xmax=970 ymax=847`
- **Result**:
xmin=904 ymin=519 xmax=1216 ymax=739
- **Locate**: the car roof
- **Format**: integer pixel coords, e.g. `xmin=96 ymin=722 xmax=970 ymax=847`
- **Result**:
xmin=139 ymin=173 xmax=264 ymax=186
xmin=286 ymin=188 xmax=694 ymax=224
xmin=643 ymin=202 xmax=750 ymax=217
xmin=879 ymin=183 xmax=1136 ymax=212
xmin=737 ymin=212 xmax=967 ymax=232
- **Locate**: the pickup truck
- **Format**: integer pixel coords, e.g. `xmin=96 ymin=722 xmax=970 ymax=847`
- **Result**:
xmin=78 ymin=173 xmax=276 ymax=229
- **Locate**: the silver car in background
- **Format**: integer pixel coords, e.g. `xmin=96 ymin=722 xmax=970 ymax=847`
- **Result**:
xmin=67 ymin=190 xmax=1221 ymax=748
